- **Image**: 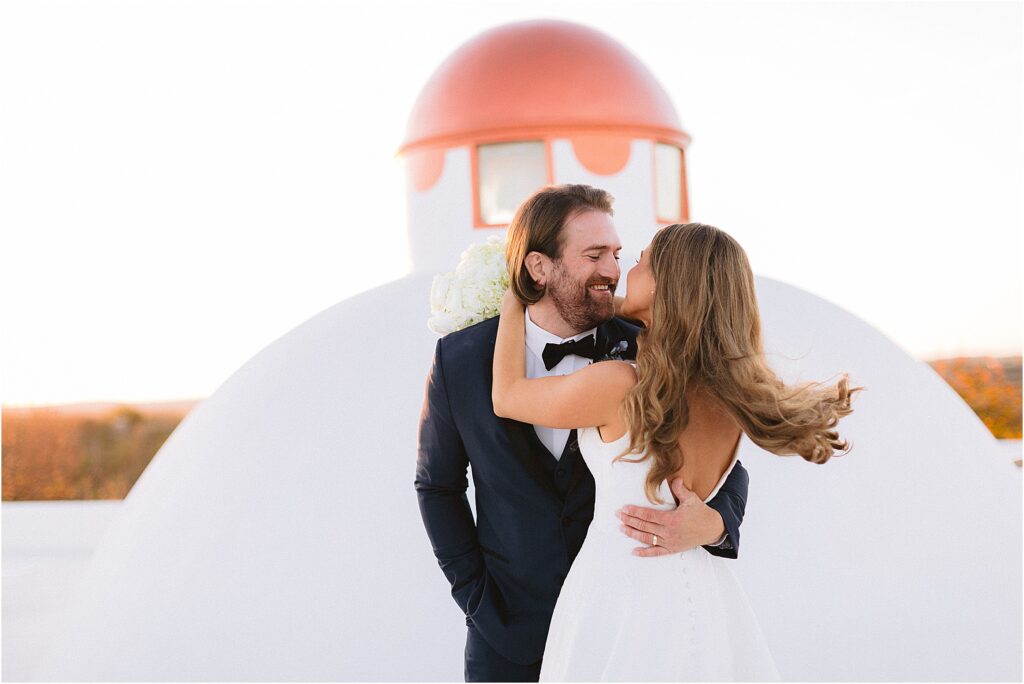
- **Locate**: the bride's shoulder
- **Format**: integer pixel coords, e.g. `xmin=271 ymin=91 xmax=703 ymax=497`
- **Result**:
xmin=602 ymin=358 xmax=637 ymax=373
xmin=587 ymin=359 xmax=638 ymax=387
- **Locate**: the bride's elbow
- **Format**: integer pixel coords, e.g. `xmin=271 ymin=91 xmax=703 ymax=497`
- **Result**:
xmin=491 ymin=392 xmax=507 ymax=418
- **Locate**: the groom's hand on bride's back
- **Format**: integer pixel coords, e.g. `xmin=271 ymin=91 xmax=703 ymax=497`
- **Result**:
xmin=616 ymin=478 xmax=727 ymax=557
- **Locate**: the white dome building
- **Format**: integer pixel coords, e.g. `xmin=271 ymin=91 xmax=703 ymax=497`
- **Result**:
xmin=33 ymin=20 xmax=1020 ymax=682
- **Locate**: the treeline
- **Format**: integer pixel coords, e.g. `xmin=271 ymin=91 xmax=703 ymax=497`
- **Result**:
xmin=928 ymin=356 xmax=1021 ymax=439
xmin=2 ymin=405 xmax=191 ymax=501
xmin=2 ymin=356 xmax=1020 ymax=501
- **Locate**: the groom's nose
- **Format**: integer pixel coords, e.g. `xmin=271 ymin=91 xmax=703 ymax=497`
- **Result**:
xmin=597 ymin=253 xmax=620 ymax=280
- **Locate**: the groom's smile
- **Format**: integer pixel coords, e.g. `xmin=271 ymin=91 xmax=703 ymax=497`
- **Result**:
xmin=586 ymin=280 xmax=617 ymax=303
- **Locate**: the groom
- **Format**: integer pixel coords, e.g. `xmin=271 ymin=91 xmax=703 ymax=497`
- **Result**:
xmin=415 ymin=184 xmax=750 ymax=682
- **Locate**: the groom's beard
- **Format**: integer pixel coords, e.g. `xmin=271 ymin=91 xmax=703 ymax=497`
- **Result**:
xmin=547 ymin=261 xmax=617 ymax=333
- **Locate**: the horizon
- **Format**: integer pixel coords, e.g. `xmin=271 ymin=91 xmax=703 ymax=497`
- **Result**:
xmin=3 ymin=351 xmax=1020 ymax=410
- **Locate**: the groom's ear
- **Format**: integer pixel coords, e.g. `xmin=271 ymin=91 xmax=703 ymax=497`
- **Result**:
xmin=524 ymin=251 xmax=549 ymax=288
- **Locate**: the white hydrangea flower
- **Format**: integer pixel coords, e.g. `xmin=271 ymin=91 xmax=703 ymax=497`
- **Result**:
xmin=428 ymin=235 xmax=510 ymax=335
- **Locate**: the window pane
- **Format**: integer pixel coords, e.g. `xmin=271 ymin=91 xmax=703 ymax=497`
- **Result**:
xmin=478 ymin=142 xmax=547 ymax=225
xmin=655 ymin=143 xmax=682 ymax=221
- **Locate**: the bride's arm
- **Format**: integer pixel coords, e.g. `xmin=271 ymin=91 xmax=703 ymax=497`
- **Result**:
xmin=492 ymin=289 xmax=635 ymax=428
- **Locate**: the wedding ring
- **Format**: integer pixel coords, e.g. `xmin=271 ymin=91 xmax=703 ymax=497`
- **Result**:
xmin=652 ymin=534 xmax=659 ymax=547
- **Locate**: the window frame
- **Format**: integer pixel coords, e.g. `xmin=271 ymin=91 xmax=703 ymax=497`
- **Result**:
xmin=652 ymin=141 xmax=689 ymax=224
xmin=472 ymin=139 xmax=554 ymax=228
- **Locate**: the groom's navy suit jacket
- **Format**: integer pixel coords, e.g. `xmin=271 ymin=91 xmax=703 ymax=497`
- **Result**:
xmin=415 ymin=315 xmax=749 ymax=666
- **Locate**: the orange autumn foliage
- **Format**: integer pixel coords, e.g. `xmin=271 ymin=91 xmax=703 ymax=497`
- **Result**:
xmin=929 ymin=356 xmax=1022 ymax=439
xmin=2 ymin=404 xmax=192 ymax=501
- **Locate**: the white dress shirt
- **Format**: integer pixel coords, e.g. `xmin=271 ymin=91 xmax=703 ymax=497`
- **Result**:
xmin=524 ymin=308 xmax=598 ymax=459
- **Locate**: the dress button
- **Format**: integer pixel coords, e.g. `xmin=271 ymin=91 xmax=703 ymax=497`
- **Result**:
xmin=562 ymin=517 xmax=572 ymax=528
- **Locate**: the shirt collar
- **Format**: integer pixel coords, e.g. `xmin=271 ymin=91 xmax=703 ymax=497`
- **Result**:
xmin=524 ymin=307 xmax=597 ymax=362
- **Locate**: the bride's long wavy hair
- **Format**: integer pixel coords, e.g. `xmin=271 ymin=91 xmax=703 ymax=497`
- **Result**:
xmin=618 ymin=223 xmax=860 ymax=503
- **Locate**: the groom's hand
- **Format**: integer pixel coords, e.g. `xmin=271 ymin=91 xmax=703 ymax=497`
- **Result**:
xmin=616 ymin=478 xmax=726 ymax=557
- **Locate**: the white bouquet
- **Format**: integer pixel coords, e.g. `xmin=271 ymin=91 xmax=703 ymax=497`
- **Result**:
xmin=428 ymin=235 xmax=510 ymax=335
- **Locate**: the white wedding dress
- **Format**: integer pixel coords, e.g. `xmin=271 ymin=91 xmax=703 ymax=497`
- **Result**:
xmin=539 ymin=426 xmax=780 ymax=682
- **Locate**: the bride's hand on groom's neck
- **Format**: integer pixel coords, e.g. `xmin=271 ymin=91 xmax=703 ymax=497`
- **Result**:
xmin=500 ymin=288 xmax=523 ymax=316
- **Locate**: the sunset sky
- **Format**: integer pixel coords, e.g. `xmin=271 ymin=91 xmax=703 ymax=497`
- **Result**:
xmin=1 ymin=1 xmax=1020 ymax=406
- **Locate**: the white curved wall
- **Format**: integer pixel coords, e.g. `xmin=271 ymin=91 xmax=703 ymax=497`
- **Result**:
xmin=735 ymin=278 xmax=1021 ymax=681
xmin=34 ymin=275 xmax=464 ymax=681
xmin=31 ymin=274 xmax=1021 ymax=681
xmin=405 ymin=148 xmax=504 ymax=275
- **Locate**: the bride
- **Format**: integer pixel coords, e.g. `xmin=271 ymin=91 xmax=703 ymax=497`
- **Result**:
xmin=492 ymin=222 xmax=858 ymax=681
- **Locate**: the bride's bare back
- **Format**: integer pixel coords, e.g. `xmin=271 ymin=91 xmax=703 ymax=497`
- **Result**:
xmin=671 ymin=388 xmax=742 ymax=502
xmin=600 ymin=385 xmax=741 ymax=503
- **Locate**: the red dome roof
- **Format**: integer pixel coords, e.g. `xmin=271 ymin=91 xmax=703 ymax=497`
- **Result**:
xmin=400 ymin=20 xmax=688 ymax=153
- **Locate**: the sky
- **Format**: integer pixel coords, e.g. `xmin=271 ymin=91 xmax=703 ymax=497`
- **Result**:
xmin=1 ymin=0 xmax=1021 ymax=406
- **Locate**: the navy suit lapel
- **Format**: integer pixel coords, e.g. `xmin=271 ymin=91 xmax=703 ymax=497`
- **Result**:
xmin=595 ymin=325 xmax=612 ymax=360
xmin=594 ymin=318 xmax=638 ymax=362
xmin=499 ymin=418 xmax=562 ymax=498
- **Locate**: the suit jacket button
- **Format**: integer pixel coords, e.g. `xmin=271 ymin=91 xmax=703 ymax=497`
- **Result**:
xmin=556 ymin=468 xmax=566 ymax=478
xmin=562 ymin=517 xmax=572 ymax=528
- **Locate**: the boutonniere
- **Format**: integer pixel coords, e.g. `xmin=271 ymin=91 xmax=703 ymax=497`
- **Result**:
xmin=598 ymin=339 xmax=630 ymax=362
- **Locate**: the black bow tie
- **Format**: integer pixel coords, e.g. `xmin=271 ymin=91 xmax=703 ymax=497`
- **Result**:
xmin=542 ymin=335 xmax=598 ymax=371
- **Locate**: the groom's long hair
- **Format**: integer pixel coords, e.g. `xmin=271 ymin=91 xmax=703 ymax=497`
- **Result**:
xmin=506 ymin=184 xmax=614 ymax=305
xmin=617 ymin=223 xmax=861 ymax=504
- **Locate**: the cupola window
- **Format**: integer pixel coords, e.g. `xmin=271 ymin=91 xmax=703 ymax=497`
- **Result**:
xmin=654 ymin=143 xmax=684 ymax=222
xmin=477 ymin=141 xmax=548 ymax=226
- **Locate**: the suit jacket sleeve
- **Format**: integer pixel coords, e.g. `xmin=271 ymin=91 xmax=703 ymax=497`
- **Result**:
xmin=414 ymin=337 xmax=487 ymax=615
xmin=702 ymin=460 xmax=749 ymax=559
